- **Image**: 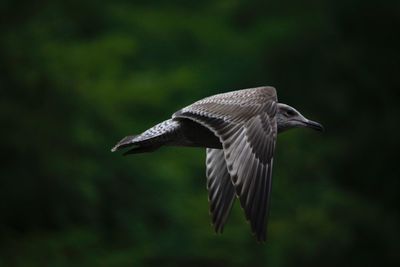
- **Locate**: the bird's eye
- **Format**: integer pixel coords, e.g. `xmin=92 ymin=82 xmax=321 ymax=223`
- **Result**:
xmin=286 ymin=110 xmax=296 ymax=117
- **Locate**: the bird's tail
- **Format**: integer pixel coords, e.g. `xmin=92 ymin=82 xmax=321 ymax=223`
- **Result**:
xmin=111 ymin=119 xmax=181 ymax=155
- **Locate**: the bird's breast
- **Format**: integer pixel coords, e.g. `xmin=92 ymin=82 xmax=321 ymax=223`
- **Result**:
xmin=174 ymin=118 xmax=222 ymax=149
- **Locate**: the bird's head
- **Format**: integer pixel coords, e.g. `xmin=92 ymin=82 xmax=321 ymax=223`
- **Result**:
xmin=276 ymin=103 xmax=324 ymax=133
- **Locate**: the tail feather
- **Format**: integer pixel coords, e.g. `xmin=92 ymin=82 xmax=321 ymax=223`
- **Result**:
xmin=122 ymin=144 xmax=162 ymax=155
xmin=111 ymin=135 xmax=139 ymax=152
xmin=111 ymin=119 xmax=181 ymax=154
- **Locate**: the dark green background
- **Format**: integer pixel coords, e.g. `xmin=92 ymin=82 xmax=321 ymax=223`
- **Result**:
xmin=1 ymin=0 xmax=399 ymax=266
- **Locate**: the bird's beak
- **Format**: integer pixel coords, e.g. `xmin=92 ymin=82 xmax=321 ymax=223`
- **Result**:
xmin=304 ymin=119 xmax=324 ymax=132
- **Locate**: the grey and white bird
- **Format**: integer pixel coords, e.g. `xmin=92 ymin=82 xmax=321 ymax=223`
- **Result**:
xmin=111 ymin=86 xmax=323 ymax=241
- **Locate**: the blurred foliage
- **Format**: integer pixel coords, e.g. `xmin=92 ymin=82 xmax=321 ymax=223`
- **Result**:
xmin=1 ymin=0 xmax=399 ymax=266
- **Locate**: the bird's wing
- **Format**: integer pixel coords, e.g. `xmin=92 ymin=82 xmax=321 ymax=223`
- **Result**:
xmin=206 ymin=148 xmax=236 ymax=233
xmin=173 ymin=86 xmax=278 ymax=241
xmin=173 ymin=86 xmax=277 ymax=124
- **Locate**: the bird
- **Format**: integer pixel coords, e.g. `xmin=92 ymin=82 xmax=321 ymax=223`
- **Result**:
xmin=111 ymin=86 xmax=323 ymax=241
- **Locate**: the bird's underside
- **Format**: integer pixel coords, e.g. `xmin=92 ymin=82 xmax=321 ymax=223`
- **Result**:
xmin=112 ymin=86 xmax=279 ymax=241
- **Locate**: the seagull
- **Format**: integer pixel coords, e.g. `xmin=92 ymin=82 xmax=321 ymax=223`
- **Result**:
xmin=111 ymin=86 xmax=323 ymax=241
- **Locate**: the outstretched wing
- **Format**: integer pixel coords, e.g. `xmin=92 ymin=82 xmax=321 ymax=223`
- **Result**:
xmin=174 ymin=86 xmax=278 ymax=241
xmin=206 ymin=148 xmax=236 ymax=233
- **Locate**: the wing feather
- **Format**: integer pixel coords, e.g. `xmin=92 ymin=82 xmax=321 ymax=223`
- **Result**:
xmin=206 ymin=148 xmax=236 ymax=233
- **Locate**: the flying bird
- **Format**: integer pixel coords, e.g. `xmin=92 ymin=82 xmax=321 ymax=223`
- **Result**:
xmin=111 ymin=86 xmax=323 ymax=241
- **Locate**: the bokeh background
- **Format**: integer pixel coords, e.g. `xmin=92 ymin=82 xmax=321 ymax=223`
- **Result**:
xmin=1 ymin=0 xmax=399 ymax=266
